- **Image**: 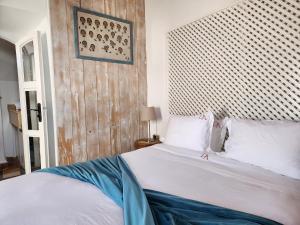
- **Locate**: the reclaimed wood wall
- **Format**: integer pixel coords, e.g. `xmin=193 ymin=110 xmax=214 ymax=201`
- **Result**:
xmin=49 ymin=0 xmax=147 ymax=165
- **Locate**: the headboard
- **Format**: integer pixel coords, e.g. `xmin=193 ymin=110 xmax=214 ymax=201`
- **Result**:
xmin=168 ymin=0 xmax=299 ymax=120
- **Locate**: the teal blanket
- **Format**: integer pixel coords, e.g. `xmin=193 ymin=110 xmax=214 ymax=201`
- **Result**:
xmin=40 ymin=156 xmax=281 ymax=225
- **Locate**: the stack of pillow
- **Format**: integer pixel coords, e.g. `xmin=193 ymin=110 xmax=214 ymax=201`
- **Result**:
xmin=163 ymin=112 xmax=300 ymax=180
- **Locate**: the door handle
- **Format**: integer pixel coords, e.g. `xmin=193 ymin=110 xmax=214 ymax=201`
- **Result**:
xmin=37 ymin=103 xmax=42 ymax=122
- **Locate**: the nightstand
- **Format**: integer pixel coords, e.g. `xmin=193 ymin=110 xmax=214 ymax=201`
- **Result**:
xmin=134 ymin=138 xmax=161 ymax=150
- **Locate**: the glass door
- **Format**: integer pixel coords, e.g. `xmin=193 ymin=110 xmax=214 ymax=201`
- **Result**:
xmin=15 ymin=32 xmax=48 ymax=174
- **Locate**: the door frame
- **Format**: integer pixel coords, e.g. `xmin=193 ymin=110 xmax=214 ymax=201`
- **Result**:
xmin=15 ymin=31 xmax=49 ymax=173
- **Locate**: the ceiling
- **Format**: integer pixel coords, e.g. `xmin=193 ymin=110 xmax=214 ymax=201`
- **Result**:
xmin=0 ymin=0 xmax=47 ymax=43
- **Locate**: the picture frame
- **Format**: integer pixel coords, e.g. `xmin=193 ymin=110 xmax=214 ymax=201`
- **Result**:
xmin=73 ymin=6 xmax=134 ymax=64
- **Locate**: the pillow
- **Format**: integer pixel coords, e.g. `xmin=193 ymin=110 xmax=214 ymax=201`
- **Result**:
xmin=210 ymin=119 xmax=227 ymax=152
xmin=164 ymin=112 xmax=214 ymax=152
xmin=223 ymin=118 xmax=300 ymax=179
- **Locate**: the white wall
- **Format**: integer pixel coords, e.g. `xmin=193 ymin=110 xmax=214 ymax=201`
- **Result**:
xmin=145 ymin=0 xmax=242 ymax=138
xmin=0 ymin=38 xmax=19 ymax=159
xmin=0 ymin=81 xmax=20 ymax=157
xmin=0 ymin=39 xmax=18 ymax=81
xmin=0 ymin=0 xmax=47 ymax=43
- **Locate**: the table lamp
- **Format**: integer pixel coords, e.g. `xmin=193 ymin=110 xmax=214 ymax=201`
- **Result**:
xmin=140 ymin=106 xmax=156 ymax=142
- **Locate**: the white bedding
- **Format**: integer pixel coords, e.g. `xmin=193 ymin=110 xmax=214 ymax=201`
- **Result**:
xmin=0 ymin=144 xmax=299 ymax=225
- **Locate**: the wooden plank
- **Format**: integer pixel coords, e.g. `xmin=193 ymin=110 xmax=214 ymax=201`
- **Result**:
xmin=136 ymin=0 xmax=148 ymax=139
xmin=66 ymin=0 xmax=87 ymax=163
xmin=83 ymin=60 xmax=99 ymax=160
xmin=116 ymin=0 xmax=131 ymax=153
xmin=96 ymin=62 xmax=111 ymax=157
xmin=93 ymin=0 xmax=111 ymax=157
xmin=126 ymin=0 xmax=139 ymax=150
xmin=104 ymin=0 xmax=121 ymax=156
xmin=81 ymin=0 xmax=100 ymax=160
xmin=50 ymin=0 xmax=73 ymax=165
xmin=108 ymin=62 xmax=121 ymax=155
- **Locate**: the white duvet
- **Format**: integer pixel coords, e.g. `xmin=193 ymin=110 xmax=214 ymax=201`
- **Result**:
xmin=0 ymin=144 xmax=300 ymax=225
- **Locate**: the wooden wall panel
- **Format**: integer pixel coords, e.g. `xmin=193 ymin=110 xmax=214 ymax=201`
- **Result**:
xmin=66 ymin=0 xmax=87 ymax=163
xmin=81 ymin=0 xmax=100 ymax=160
xmin=116 ymin=0 xmax=128 ymax=154
xmin=127 ymin=0 xmax=140 ymax=150
xmin=50 ymin=0 xmax=73 ymax=165
xmin=136 ymin=0 xmax=147 ymax=139
xmin=49 ymin=0 xmax=147 ymax=165
xmin=93 ymin=0 xmax=111 ymax=158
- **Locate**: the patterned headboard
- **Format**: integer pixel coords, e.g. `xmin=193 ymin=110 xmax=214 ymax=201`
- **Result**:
xmin=168 ymin=0 xmax=299 ymax=120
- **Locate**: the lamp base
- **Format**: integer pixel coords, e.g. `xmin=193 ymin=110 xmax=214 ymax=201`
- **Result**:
xmin=153 ymin=134 xmax=160 ymax=141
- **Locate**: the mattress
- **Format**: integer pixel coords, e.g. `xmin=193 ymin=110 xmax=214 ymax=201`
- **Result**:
xmin=0 ymin=144 xmax=299 ymax=225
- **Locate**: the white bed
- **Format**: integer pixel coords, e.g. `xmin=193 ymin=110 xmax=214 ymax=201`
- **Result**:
xmin=0 ymin=144 xmax=300 ymax=225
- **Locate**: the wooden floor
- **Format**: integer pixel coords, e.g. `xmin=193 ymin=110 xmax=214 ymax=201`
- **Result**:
xmin=0 ymin=157 xmax=24 ymax=181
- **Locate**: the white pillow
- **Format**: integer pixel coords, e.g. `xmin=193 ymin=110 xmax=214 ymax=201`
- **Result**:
xmin=223 ymin=118 xmax=300 ymax=179
xmin=164 ymin=112 xmax=214 ymax=152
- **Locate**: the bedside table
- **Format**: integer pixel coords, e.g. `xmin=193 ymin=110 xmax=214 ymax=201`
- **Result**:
xmin=134 ymin=138 xmax=161 ymax=149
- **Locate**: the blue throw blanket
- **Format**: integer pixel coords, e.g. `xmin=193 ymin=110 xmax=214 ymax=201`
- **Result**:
xmin=40 ymin=156 xmax=281 ymax=225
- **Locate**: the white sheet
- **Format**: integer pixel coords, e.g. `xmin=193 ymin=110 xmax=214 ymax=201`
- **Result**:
xmin=0 ymin=171 xmax=123 ymax=225
xmin=0 ymin=144 xmax=299 ymax=225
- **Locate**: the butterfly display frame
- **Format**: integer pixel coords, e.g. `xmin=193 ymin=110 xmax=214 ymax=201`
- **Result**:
xmin=73 ymin=6 xmax=134 ymax=64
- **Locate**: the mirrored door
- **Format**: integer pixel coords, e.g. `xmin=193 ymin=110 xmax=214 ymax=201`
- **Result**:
xmin=16 ymin=32 xmax=48 ymax=173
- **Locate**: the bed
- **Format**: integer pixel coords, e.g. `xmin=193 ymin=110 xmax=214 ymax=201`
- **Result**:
xmin=1 ymin=143 xmax=299 ymax=225
xmin=1 ymin=0 xmax=298 ymax=223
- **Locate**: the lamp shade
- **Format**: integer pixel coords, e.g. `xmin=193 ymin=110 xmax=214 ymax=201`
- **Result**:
xmin=140 ymin=106 xmax=156 ymax=121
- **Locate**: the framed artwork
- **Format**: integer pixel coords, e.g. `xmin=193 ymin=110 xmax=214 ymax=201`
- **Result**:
xmin=73 ymin=6 xmax=134 ymax=64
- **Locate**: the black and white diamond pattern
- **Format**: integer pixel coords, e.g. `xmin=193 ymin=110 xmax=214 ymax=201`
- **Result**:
xmin=168 ymin=0 xmax=300 ymax=120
